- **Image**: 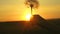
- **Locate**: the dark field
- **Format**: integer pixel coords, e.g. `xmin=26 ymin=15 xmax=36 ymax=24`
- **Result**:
xmin=0 ymin=15 xmax=60 ymax=34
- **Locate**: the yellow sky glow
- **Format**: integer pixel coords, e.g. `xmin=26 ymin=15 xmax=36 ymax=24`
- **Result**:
xmin=0 ymin=0 xmax=60 ymax=22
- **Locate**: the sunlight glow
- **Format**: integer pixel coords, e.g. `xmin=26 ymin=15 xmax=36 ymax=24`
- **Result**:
xmin=25 ymin=14 xmax=31 ymax=21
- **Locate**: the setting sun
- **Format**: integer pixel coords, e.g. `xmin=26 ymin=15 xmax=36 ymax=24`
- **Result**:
xmin=25 ymin=14 xmax=31 ymax=21
xmin=22 ymin=7 xmax=32 ymax=21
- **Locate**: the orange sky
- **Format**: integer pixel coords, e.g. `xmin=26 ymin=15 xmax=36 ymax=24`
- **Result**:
xmin=0 ymin=0 xmax=60 ymax=21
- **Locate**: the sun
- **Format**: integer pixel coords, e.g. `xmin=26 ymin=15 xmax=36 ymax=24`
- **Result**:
xmin=25 ymin=14 xmax=31 ymax=21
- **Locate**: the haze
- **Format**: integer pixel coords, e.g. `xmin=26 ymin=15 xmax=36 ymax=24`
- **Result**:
xmin=0 ymin=0 xmax=60 ymax=21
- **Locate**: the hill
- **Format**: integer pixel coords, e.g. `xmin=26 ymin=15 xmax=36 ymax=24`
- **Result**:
xmin=0 ymin=15 xmax=60 ymax=34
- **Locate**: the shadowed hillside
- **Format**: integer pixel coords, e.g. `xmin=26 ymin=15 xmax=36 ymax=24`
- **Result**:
xmin=0 ymin=15 xmax=60 ymax=34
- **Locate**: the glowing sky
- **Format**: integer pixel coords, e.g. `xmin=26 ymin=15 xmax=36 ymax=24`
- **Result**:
xmin=0 ymin=0 xmax=60 ymax=21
